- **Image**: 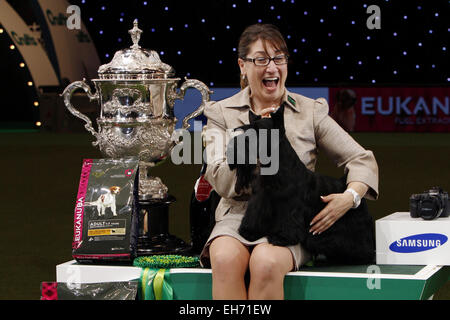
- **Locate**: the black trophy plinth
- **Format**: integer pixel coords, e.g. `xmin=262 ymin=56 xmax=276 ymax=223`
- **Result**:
xmin=136 ymin=195 xmax=192 ymax=256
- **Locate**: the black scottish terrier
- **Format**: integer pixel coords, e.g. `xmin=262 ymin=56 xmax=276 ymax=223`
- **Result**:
xmin=227 ymin=104 xmax=375 ymax=264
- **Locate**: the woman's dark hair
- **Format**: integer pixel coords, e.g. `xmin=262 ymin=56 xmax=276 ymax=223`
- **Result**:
xmin=238 ymin=24 xmax=289 ymax=89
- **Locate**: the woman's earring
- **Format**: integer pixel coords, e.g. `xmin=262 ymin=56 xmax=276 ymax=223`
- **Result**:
xmin=242 ymin=74 xmax=246 ymax=80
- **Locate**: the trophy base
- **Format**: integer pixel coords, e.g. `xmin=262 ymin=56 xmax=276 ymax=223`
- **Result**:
xmin=138 ymin=175 xmax=169 ymax=201
xmin=136 ymin=234 xmax=192 ymax=256
xmin=136 ymin=194 xmax=192 ymax=256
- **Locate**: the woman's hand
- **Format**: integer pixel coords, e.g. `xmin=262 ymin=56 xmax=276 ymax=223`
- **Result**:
xmin=309 ymin=182 xmax=369 ymax=235
xmin=308 ymin=192 xmax=354 ymax=235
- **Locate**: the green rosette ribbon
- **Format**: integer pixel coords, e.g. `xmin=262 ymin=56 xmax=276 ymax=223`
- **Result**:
xmin=140 ymin=268 xmax=173 ymax=300
xmin=135 ymin=255 xmax=200 ymax=300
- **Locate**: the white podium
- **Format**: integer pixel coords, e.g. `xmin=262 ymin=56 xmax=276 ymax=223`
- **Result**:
xmin=376 ymin=212 xmax=450 ymax=265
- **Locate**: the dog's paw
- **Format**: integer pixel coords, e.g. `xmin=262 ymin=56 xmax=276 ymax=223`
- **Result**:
xmin=236 ymin=165 xmax=253 ymax=186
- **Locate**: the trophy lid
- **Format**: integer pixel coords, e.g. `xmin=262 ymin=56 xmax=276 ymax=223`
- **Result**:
xmin=97 ymin=19 xmax=175 ymax=80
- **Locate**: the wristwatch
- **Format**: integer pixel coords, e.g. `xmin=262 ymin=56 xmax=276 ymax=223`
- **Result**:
xmin=345 ymin=188 xmax=361 ymax=208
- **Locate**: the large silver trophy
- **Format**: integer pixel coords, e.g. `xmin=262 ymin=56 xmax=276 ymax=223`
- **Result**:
xmin=62 ymin=20 xmax=211 ymax=255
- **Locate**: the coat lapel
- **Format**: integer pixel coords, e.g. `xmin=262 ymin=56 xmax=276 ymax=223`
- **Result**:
xmin=237 ymin=111 xmax=250 ymax=125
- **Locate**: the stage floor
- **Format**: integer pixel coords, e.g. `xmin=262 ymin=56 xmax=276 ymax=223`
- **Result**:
xmin=56 ymin=260 xmax=449 ymax=300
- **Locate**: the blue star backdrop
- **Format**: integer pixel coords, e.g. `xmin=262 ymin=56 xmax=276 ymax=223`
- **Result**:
xmin=70 ymin=0 xmax=449 ymax=87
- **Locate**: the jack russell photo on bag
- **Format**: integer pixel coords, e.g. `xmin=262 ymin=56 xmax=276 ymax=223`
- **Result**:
xmin=72 ymin=158 xmax=139 ymax=264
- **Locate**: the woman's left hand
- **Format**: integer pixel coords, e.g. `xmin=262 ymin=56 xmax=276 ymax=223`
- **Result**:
xmin=309 ymin=192 xmax=354 ymax=235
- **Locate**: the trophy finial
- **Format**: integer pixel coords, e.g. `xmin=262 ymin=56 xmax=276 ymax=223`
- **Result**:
xmin=129 ymin=19 xmax=143 ymax=49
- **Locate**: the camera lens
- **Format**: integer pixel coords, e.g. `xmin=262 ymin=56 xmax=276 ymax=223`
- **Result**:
xmin=420 ymin=197 xmax=442 ymax=220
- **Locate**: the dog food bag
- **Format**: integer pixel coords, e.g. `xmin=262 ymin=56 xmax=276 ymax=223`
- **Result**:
xmin=72 ymin=158 xmax=139 ymax=264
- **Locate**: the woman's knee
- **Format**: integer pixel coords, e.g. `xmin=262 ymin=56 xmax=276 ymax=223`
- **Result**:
xmin=249 ymin=256 xmax=279 ymax=283
xmin=210 ymin=236 xmax=250 ymax=276
xmin=249 ymin=244 xmax=293 ymax=282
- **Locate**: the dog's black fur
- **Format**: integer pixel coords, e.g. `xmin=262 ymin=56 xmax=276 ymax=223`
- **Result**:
xmin=227 ymin=104 xmax=375 ymax=264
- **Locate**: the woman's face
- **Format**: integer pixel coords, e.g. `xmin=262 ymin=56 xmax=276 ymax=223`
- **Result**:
xmin=238 ymin=39 xmax=288 ymax=106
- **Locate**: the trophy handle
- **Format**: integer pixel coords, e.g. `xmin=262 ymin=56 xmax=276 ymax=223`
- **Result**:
xmin=61 ymin=79 xmax=100 ymax=145
xmin=176 ymin=78 xmax=213 ymax=130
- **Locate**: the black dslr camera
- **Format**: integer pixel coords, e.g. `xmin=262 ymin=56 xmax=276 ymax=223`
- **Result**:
xmin=410 ymin=187 xmax=450 ymax=220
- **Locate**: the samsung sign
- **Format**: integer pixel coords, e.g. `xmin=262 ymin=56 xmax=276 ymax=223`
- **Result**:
xmin=389 ymin=233 xmax=448 ymax=253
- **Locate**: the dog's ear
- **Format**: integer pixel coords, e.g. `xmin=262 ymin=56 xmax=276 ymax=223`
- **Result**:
xmin=271 ymin=104 xmax=285 ymax=128
xmin=248 ymin=111 xmax=262 ymax=124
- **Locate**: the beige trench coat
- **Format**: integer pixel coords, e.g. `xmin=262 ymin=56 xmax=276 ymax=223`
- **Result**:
xmin=200 ymin=86 xmax=379 ymax=269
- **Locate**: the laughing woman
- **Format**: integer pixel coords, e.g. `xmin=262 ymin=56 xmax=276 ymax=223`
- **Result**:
xmin=199 ymin=24 xmax=379 ymax=300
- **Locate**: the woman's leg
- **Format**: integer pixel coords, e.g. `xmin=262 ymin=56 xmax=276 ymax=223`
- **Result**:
xmin=247 ymin=243 xmax=294 ymax=300
xmin=209 ymin=236 xmax=251 ymax=300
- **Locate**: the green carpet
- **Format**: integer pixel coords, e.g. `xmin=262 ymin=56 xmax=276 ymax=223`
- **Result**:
xmin=0 ymin=132 xmax=449 ymax=299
